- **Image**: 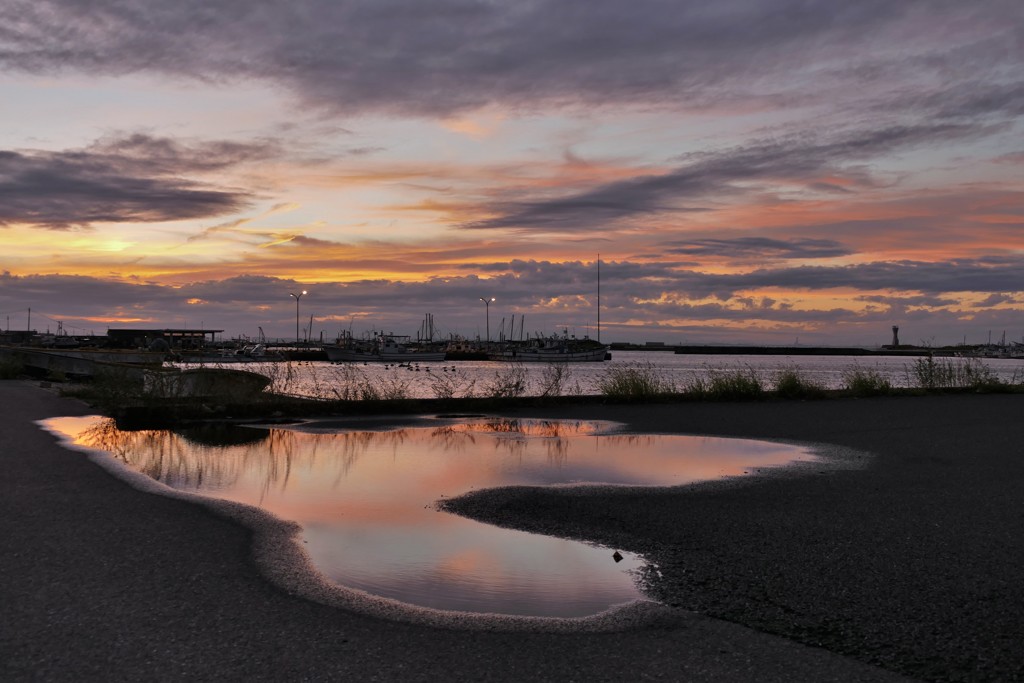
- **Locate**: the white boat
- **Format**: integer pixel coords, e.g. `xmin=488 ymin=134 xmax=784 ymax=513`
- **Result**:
xmin=176 ymin=344 xmax=285 ymax=364
xmin=488 ymin=335 xmax=610 ymax=362
xmin=324 ymin=333 xmax=446 ymax=363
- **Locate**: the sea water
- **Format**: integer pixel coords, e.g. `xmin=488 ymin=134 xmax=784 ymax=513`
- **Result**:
xmin=183 ymin=350 xmax=1024 ymax=400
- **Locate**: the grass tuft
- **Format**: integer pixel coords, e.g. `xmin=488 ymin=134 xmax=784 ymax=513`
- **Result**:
xmin=772 ymin=366 xmax=826 ymax=399
xmin=597 ymin=361 xmax=675 ymax=400
xmin=906 ymin=355 xmax=1007 ymax=392
xmin=685 ymin=366 xmax=765 ymax=400
xmin=841 ymin=366 xmax=894 ymax=397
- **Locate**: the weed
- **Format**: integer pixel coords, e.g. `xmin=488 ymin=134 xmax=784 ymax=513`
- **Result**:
xmin=688 ymin=366 xmax=765 ymax=400
xmin=429 ymin=367 xmax=477 ymax=399
xmin=772 ymin=366 xmax=826 ymax=399
xmin=841 ymin=366 xmax=894 ymax=397
xmin=597 ymin=361 xmax=675 ymax=400
xmin=484 ymin=363 xmax=528 ymax=398
xmin=537 ymin=363 xmax=573 ymax=398
xmin=0 ymin=356 xmax=25 ymax=379
xmin=907 ymin=355 xmax=1005 ymax=391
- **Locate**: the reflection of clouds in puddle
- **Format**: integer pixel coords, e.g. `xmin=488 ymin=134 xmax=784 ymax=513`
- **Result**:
xmin=43 ymin=415 xmax=817 ymax=618
xmin=435 ymin=547 xmax=497 ymax=577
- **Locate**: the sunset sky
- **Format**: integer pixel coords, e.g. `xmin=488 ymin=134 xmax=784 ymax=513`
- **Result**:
xmin=2 ymin=0 xmax=1022 ymax=346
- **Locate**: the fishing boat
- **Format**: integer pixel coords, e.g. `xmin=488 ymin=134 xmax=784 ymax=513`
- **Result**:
xmin=488 ymin=333 xmax=610 ymax=362
xmin=175 ymin=343 xmax=285 ymax=364
xmin=324 ymin=332 xmax=446 ymax=363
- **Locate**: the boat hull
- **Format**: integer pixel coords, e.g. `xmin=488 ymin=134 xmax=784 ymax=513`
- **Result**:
xmin=324 ymin=345 xmax=446 ymax=362
xmin=488 ymin=346 xmax=610 ymax=362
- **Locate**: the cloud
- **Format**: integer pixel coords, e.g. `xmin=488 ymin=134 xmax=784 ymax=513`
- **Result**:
xmin=664 ymin=237 xmax=853 ymax=260
xmin=1 ymin=1 xmax=1019 ymax=118
xmin=0 ymin=134 xmax=276 ymax=229
xmin=971 ymin=293 xmax=1019 ymax=308
xmin=461 ymin=122 xmax=995 ymax=232
xmin=4 ymin=255 xmax=1022 ymax=345
xmin=706 ymin=259 xmax=1024 ymax=299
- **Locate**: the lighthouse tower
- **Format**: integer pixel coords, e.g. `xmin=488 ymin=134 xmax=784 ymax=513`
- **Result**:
xmin=891 ymin=326 xmax=900 ymax=347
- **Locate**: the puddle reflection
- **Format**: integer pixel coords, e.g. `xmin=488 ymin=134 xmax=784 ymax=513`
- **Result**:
xmin=46 ymin=416 xmax=816 ymax=617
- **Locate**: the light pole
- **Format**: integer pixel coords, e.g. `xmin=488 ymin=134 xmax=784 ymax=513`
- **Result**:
xmin=479 ymin=297 xmax=494 ymax=343
xmin=290 ymin=290 xmax=306 ymax=343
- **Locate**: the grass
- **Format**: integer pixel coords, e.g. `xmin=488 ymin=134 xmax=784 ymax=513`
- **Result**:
xmin=906 ymin=355 xmax=1008 ymax=391
xmin=596 ymin=361 xmax=676 ymax=400
xmin=685 ymin=366 xmax=766 ymax=401
xmin=49 ymin=352 xmax=1024 ymax=428
xmin=841 ymin=366 xmax=894 ymax=397
xmin=772 ymin=366 xmax=827 ymax=399
xmin=0 ymin=356 xmax=24 ymax=379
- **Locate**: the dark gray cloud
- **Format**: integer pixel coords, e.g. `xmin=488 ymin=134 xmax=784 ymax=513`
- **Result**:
xmin=857 ymin=294 xmax=960 ymax=309
xmin=971 ymin=293 xmax=1019 ymax=308
xmin=0 ymin=134 xmax=274 ymax=229
xmin=462 ymin=122 xmax=992 ymax=232
xmin=1 ymin=1 xmax=1018 ymax=118
xmin=665 ymin=237 xmax=853 ymax=260
xmin=688 ymin=259 xmax=1024 ymax=300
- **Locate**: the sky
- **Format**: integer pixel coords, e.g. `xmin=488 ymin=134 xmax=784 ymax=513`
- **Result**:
xmin=1 ymin=0 xmax=1022 ymax=347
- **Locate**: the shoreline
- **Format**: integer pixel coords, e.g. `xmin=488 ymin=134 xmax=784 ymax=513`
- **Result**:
xmin=5 ymin=380 xmax=1021 ymax=680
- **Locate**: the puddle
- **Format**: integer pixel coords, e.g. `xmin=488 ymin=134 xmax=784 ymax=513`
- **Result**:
xmin=44 ymin=415 xmax=817 ymax=618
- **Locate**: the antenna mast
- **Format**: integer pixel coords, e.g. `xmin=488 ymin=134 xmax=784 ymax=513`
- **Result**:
xmin=597 ymin=255 xmax=601 ymax=343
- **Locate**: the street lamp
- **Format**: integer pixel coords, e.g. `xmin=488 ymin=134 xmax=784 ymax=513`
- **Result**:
xmin=290 ymin=290 xmax=307 ymax=343
xmin=479 ymin=297 xmax=494 ymax=343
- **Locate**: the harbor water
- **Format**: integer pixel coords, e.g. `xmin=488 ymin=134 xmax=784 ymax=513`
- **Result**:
xmin=180 ymin=350 xmax=1024 ymax=400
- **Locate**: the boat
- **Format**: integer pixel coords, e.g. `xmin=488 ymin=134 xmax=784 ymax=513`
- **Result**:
xmin=486 ymin=256 xmax=610 ymax=363
xmin=175 ymin=343 xmax=285 ymax=364
xmin=324 ymin=332 xmax=447 ymax=363
xmin=488 ymin=333 xmax=610 ymax=362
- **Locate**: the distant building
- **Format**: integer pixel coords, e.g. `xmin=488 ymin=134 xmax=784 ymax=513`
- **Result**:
xmin=106 ymin=328 xmax=222 ymax=350
xmin=0 ymin=330 xmax=36 ymax=345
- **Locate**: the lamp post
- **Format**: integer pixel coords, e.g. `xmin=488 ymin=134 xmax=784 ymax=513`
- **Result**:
xmin=479 ymin=297 xmax=494 ymax=343
xmin=290 ymin=290 xmax=307 ymax=343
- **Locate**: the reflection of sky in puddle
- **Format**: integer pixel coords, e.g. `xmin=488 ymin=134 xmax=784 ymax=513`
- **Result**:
xmin=45 ymin=415 xmax=816 ymax=618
